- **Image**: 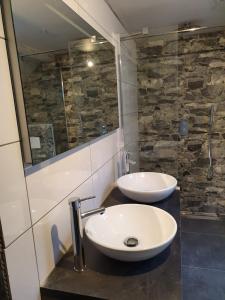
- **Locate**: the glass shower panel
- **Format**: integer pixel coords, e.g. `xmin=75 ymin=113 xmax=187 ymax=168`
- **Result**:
xmin=177 ymin=30 xmax=225 ymax=216
xmin=19 ymin=53 xmax=68 ymax=164
xmin=136 ymin=32 xmax=180 ymax=179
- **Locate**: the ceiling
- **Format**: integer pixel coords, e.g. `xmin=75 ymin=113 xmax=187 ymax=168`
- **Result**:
xmin=11 ymin=0 xmax=98 ymax=55
xmin=106 ymin=0 xmax=225 ymax=33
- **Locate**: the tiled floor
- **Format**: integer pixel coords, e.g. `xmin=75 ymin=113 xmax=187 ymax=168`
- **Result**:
xmin=181 ymin=216 xmax=225 ymax=300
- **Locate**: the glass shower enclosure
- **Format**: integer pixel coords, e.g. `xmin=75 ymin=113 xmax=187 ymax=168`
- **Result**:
xmin=121 ymin=26 xmax=225 ymax=217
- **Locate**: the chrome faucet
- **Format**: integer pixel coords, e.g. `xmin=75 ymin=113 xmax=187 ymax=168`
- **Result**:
xmin=69 ymin=196 xmax=105 ymax=272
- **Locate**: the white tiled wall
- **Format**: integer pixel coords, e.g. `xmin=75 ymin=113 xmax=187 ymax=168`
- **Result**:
xmin=0 ymin=1 xmax=126 ymax=299
xmin=33 ymin=177 xmax=94 ymax=285
xmin=90 ymin=132 xmax=118 ymax=173
xmin=121 ymin=82 xmax=138 ymax=115
xmin=5 ymin=229 xmax=40 ymax=300
xmin=26 ymin=146 xmax=92 ymax=224
xmin=93 ymin=158 xmax=116 ymax=207
xmin=0 ymin=24 xmax=38 ymax=299
xmin=120 ymin=40 xmax=140 ymax=172
xmin=0 ymin=142 xmax=31 ymax=247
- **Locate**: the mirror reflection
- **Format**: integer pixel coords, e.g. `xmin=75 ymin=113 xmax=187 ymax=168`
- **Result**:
xmin=11 ymin=0 xmax=119 ymax=165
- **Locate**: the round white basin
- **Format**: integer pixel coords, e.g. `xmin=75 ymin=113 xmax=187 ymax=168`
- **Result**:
xmin=85 ymin=204 xmax=177 ymax=262
xmin=117 ymin=172 xmax=177 ymax=203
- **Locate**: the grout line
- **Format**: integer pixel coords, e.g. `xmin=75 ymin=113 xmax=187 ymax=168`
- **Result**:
xmin=31 ymin=175 xmax=93 ymax=227
xmin=182 ymin=264 xmax=225 ymax=273
xmin=90 ymin=149 xmax=121 ymax=177
xmin=4 ymin=171 xmax=94 ymax=249
xmin=0 ymin=140 xmax=20 ymax=148
xmin=121 ymin=80 xmax=138 ymax=87
xmin=122 ymin=112 xmax=139 ymax=119
xmin=4 ymin=151 xmax=122 ymax=249
xmin=30 ymin=226 xmax=41 ymax=284
xmin=22 ymin=145 xmax=41 ymax=283
xmin=29 ymin=150 xmax=122 ymax=228
xmin=4 ymin=225 xmax=33 ymax=249
xmin=25 ymin=130 xmax=118 ymax=176
xmin=181 ymin=230 xmax=225 ymax=238
xmin=122 ymin=111 xmax=139 ymax=117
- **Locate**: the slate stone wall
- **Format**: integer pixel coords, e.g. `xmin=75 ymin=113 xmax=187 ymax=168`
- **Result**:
xmin=137 ymin=30 xmax=225 ymax=216
xmin=21 ymin=57 xmax=69 ymax=161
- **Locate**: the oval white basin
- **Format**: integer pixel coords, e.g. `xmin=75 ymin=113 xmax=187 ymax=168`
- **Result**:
xmin=85 ymin=204 xmax=177 ymax=262
xmin=117 ymin=172 xmax=177 ymax=203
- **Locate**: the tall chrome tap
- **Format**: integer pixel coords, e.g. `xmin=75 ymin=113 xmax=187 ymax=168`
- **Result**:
xmin=69 ymin=196 xmax=105 ymax=272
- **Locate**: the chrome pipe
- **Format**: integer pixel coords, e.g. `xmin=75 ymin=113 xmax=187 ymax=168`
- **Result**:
xmin=69 ymin=198 xmax=85 ymax=272
xmin=69 ymin=196 xmax=105 ymax=272
xmin=81 ymin=207 xmax=105 ymax=219
xmin=207 ymin=105 xmax=214 ymax=181
xmin=120 ymin=24 xmax=225 ymax=42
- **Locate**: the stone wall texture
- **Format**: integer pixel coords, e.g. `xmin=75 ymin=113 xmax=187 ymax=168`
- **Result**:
xmin=21 ymin=38 xmax=118 ymax=164
xmin=137 ymin=30 xmax=225 ymax=217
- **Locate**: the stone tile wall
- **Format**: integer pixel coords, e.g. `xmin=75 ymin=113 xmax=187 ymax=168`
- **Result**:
xmin=21 ymin=57 xmax=69 ymax=161
xmin=67 ymin=39 xmax=119 ymax=148
xmin=137 ymin=30 xmax=225 ymax=216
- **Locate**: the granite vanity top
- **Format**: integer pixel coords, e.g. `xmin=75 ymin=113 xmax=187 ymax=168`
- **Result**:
xmin=41 ymin=188 xmax=181 ymax=300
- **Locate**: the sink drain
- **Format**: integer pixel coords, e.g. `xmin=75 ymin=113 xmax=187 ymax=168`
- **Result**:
xmin=124 ymin=237 xmax=139 ymax=247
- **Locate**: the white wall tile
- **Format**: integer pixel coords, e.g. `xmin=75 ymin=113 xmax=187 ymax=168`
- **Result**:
xmin=5 ymin=230 xmax=40 ymax=300
xmin=113 ymin=150 xmax=123 ymax=180
xmin=0 ymin=142 xmax=31 ymax=247
xmin=120 ymin=45 xmax=137 ymax=86
xmin=123 ymin=112 xmax=139 ymax=146
xmin=0 ymin=9 xmax=4 ymax=38
xmin=33 ymin=177 xmax=93 ymax=285
xmin=93 ymin=158 xmax=116 ymax=208
xmin=0 ymin=39 xmax=19 ymax=145
xmin=121 ymin=40 xmax=137 ymax=61
xmin=121 ymin=82 xmax=138 ymax=115
xmin=90 ymin=132 xmax=118 ymax=173
xmin=116 ymin=128 xmax=125 ymax=150
xmin=26 ymin=146 xmax=92 ymax=224
xmin=121 ymin=60 xmax=137 ymax=86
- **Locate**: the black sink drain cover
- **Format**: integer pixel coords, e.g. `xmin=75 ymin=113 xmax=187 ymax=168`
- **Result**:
xmin=124 ymin=237 xmax=139 ymax=247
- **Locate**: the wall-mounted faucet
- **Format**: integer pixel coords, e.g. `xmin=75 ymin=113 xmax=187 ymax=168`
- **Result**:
xmin=69 ymin=196 xmax=105 ymax=272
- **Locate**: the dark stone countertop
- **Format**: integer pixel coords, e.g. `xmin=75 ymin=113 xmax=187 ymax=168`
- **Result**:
xmin=41 ymin=188 xmax=181 ymax=300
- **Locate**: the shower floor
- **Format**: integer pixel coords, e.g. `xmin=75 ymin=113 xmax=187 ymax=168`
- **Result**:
xmin=181 ymin=216 xmax=225 ymax=300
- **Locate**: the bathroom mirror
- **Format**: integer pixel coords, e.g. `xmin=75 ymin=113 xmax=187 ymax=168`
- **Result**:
xmin=9 ymin=0 xmax=119 ymax=166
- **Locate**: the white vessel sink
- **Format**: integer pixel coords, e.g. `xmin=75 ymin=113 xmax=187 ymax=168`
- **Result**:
xmin=117 ymin=172 xmax=177 ymax=203
xmin=85 ymin=204 xmax=177 ymax=262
